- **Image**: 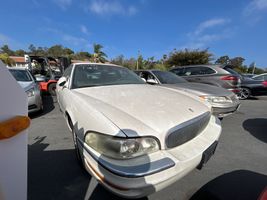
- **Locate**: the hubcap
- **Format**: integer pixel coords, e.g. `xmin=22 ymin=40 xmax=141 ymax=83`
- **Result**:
xmin=238 ymin=88 xmax=250 ymax=99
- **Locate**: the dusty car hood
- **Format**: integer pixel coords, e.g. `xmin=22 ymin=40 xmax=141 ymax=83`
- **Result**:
xmin=163 ymin=83 xmax=233 ymax=96
xmin=17 ymin=81 xmax=35 ymax=91
xmin=73 ymin=84 xmax=210 ymax=138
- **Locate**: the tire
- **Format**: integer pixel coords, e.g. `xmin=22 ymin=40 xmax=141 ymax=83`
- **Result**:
xmin=238 ymin=88 xmax=251 ymax=100
xmin=48 ymin=83 xmax=57 ymax=96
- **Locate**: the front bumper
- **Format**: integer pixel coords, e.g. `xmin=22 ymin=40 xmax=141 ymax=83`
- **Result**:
xmin=212 ymin=103 xmax=240 ymax=117
xmin=79 ymin=116 xmax=221 ymax=198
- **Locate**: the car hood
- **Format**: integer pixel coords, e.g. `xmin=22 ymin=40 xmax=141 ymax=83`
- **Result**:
xmin=163 ymin=83 xmax=233 ymax=96
xmin=73 ymin=84 xmax=210 ymax=139
xmin=17 ymin=81 xmax=35 ymax=91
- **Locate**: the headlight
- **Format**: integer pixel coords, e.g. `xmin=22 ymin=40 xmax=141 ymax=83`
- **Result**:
xmin=26 ymin=88 xmax=35 ymax=97
xmin=85 ymin=132 xmax=160 ymax=159
xmin=200 ymin=96 xmax=232 ymax=104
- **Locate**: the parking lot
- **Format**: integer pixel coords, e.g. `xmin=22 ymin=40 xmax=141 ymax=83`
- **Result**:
xmin=28 ymin=95 xmax=267 ymax=200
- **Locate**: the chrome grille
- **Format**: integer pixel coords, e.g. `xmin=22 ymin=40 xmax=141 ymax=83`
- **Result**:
xmin=166 ymin=112 xmax=211 ymax=148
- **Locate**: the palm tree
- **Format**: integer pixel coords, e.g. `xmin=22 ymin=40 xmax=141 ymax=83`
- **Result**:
xmin=92 ymin=43 xmax=107 ymax=63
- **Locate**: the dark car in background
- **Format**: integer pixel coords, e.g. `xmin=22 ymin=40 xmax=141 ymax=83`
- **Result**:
xmin=170 ymin=65 xmax=241 ymax=95
xmin=135 ymin=70 xmax=240 ymax=118
xmin=223 ymin=67 xmax=267 ymax=99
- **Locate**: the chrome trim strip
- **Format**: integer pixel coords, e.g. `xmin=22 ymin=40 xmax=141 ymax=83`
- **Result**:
xmin=77 ymin=138 xmax=175 ymax=178
xmin=167 ymin=111 xmax=210 ymax=134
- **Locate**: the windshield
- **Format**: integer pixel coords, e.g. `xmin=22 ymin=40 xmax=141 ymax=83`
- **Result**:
xmin=9 ymin=69 xmax=33 ymax=82
xmin=72 ymin=64 xmax=145 ymax=88
xmin=152 ymin=71 xmax=187 ymax=84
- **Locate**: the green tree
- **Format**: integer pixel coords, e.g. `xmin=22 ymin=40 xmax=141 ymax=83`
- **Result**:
xmin=28 ymin=44 xmax=37 ymax=55
xmin=0 ymin=53 xmax=15 ymax=66
xmin=124 ymin=57 xmax=137 ymax=70
xmin=111 ymin=55 xmax=125 ymax=66
xmin=136 ymin=53 xmax=145 ymax=70
xmin=63 ymin=48 xmax=74 ymax=56
xmin=0 ymin=45 xmax=14 ymax=55
xmin=71 ymin=51 xmax=92 ymax=60
xmin=215 ymin=55 xmax=230 ymax=65
xmin=166 ymin=49 xmax=213 ymax=68
xmin=14 ymin=49 xmax=26 ymax=56
xmin=153 ymin=63 xmax=167 ymax=71
xmin=47 ymin=45 xmax=65 ymax=57
xmin=229 ymin=57 xmax=245 ymax=68
xmin=92 ymin=43 xmax=107 ymax=63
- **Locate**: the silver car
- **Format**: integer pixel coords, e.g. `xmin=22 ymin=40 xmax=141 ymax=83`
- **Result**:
xmin=9 ymin=67 xmax=43 ymax=113
xmin=135 ymin=70 xmax=240 ymax=118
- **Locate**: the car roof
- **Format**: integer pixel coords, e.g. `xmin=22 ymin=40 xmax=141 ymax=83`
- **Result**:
xmin=135 ymin=69 xmax=163 ymax=72
xmin=73 ymin=62 xmax=121 ymax=67
xmin=171 ymin=64 xmax=224 ymax=69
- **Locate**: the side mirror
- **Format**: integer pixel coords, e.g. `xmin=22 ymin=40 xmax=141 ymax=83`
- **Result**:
xmin=147 ymin=79 xmax=158 ymax=85
xmin=58 ymin=77 xmax=67 ymax=87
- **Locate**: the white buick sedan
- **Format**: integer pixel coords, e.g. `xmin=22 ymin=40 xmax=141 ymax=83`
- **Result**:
xmin=56 ymin=63 xmax=221 ymax=198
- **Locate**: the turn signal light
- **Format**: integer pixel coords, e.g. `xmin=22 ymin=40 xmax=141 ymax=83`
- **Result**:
xmin=0 ymin=116 xmax=30 ymax=140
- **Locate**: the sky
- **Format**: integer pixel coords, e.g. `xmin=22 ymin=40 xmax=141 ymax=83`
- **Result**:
xmin=0 ymin=0 xmax=267 ymax=67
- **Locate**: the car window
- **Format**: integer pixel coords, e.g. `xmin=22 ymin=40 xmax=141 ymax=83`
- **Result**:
xmin=72 ymin=64 xmax=145 ymax=88
xmin=184 ymin=66 xmax=216 ymax=76
xmin=63 ymin=65 xmax=73 ymax=78
xmin=170 ymin=68 xmax=185 ymax=76
xmin=9 ymin=69 xmax=33 ymax=82
xmin=152 ymin=71 xmax=187 ymax=84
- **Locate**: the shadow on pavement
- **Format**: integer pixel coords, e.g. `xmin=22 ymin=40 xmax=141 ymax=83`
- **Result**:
xmin=190 ymin=170 xmax=267 ymax=200
xmin=247 ymin=96 xmax=259 ymax=100
xmin=243 ymin=118 xmax=267 ymax=143
xmin=28 ymin=136 xmax=147 ymax=200
xmin=29 ymin=95 xmax=55 ymax=119
xmin=28 ymin=136 xmax=90 ymax=200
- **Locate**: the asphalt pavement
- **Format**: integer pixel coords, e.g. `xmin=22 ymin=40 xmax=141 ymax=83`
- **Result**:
xmin=28 ymin=95 xmax=267 ymax=200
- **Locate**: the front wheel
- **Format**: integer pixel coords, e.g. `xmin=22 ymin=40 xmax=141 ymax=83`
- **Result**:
xmin=238 ymin=88 xmax=251 ymax=100
xmin=48 ymin=83 xmax=57 ymax=96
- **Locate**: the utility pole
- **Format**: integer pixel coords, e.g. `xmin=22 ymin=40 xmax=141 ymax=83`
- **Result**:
xmin=252 ymin=62 xmax=256 ymax=74
xmin=136 ymin=50 xmax=140 ymax=70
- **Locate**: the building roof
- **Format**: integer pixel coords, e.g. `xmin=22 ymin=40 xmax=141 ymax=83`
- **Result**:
xmin=10 ymin=56 xmax=26 ymax=63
